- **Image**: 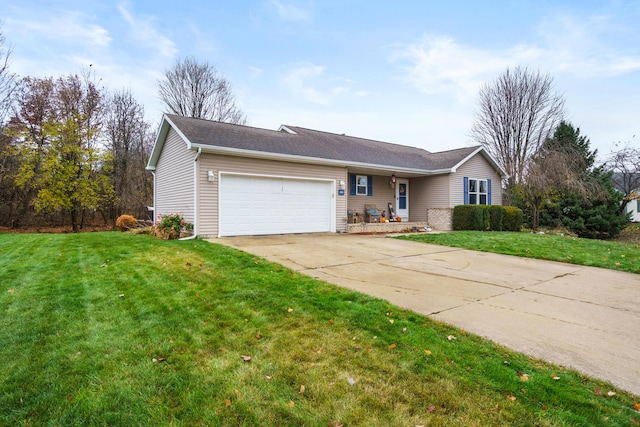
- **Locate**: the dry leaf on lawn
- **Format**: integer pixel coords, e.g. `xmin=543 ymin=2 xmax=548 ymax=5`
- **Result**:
xmin=447 ymin=335 xmax=456 ymax=341
xmin=287 ymin=308 xmax=294 ymax=313
xmin=506 ymin=395 xmax=516 ymax=402
xmin=388 ymin=343 xmax=396 ymax=349
xmin=241 ymin=355 xmax=251 ymax=362
xmin=299 ymin=385 xmax=305 ymax=394
xmin=288 ymin=400 xmax=295 ymax=407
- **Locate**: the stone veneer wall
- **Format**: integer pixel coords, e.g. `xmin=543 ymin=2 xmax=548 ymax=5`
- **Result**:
xmin=426 ymin=208 xmax=453 ymax=231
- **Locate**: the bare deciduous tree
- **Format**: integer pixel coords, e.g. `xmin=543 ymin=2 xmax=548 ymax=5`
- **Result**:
xmin=471 ymin=67 xmax=565 ymax=204
xmin=606 ymin=141 xmax=640 ymax=214
xmin=0 ymin=24 xmax=17 ymax=124
xmin=158 ymin=56 xmax=246 ymax=124
xmin=104 ymin=89 xmax=153 ymax=221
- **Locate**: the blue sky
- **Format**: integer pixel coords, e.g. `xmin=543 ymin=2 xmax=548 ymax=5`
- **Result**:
xmin=1 ymin=1 xmax=639 ymax=158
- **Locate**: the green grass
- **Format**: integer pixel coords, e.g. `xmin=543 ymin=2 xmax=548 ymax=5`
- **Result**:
xmin=397 ymin=230 xmax=640 ymax=274
xmin=1 ymin=232 xmax=638 ymax=426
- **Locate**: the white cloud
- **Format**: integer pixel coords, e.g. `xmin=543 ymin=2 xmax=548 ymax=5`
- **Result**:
xmin=117 ymin=3 xmax=177 ymax=58
xmin=12 ymin=11 xmax=111 ymax=49
xmin=269 ymin=0 xmax=311 ymax=22
xmin=281 ymin=63 xmax=331 ymax=105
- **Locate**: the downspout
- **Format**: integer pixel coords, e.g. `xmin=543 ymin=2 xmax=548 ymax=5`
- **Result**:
xmin=151 ymin=171 xmax=156 ymax=222
xmin=179 ymin=147 xmax=202 ymax=240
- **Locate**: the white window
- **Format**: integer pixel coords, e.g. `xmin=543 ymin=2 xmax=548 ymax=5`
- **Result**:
xmin=356 ymin=175 xmax=368 ymax=195
xmin=468 ymin=179 xmax=488 ymax=205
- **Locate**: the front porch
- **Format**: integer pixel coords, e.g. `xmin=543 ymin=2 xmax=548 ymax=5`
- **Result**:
xmin=345 ymin=221 xmax=432 ymax=234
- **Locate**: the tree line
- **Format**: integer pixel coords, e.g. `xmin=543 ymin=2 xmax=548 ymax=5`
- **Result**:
xmin=0 ymin=25 xmax=245 ymax=231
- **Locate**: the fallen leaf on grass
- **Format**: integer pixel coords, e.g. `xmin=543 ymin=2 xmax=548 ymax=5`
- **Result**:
xmin=255 ymin=334 xmax=262 ymax=340
xmin=7 ymin=289 xmax=15 ymax=293
xmin=607 ymin=391 xmax=616 ymax=396
xmin=185 ymin=262 xmax=192 ymax=267
xmin=152 ymin=357 xmax=166 ymax=363
xmin=329 ymin=319 xmax=335 ymax=324
xmin=633 ymin=402 xmax=640 ymax=412
xmin=299 ymin=385 xmax=305 ymax=394
xmin=542 ymin=404 xmax=548 ymax=411
xmin=424 ymin=350 xmax=432 ymax=356
xmin=224 ymin=399 xmax=231 ymax=406
xmin=287 ymin=308 xmax=294 ymax=313
xmin=550 ymin=374 xmax=560 ymax=381
xmin=241 ymin=356 xmax=251 ymax=362
xmin=388 ymin=344 xmax=396 ymax=349
xmin=447 ymin=335 xmax=456 ymax=341
xmin=427 ymin=405 xmax=436 ymax=413
xmin=347 ymin=377 xmax=356 ymax=386
xmin=389 ymin=319 xmax=394 ymax=324
xmin=506 ymin=395 xmax=516 ymax=402
xmin=288 ymin=401 xmax=295 ymax=407
xmin=234 ymin=389 xmax=240 ymax=395
xmin=594 ymin=388 xmax=602 ymax=396
xmin=402 ymin=327 xmax=407 ymax=333
xmin=518 ymin=372 xmax=529 ymax=382
xmin=265 ymin=376 xmax=272 ymax=381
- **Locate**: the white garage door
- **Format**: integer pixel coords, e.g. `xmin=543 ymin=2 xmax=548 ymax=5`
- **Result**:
xmin=219 ymin=174 xmax=334 ymax=236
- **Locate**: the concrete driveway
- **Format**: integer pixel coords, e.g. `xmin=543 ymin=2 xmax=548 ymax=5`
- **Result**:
xmin=215 ymin=233 xmax=640 ymax=396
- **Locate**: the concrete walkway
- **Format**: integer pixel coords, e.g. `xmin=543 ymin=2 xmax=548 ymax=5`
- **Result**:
xmin=215 ymin=233 xmax=640 ymax=396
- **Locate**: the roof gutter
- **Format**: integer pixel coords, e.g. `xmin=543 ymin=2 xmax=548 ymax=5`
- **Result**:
xmin=190 ymin=143 xmax=449 ymax=176
xmin=179 ymin=147 xmax=201 ymax=241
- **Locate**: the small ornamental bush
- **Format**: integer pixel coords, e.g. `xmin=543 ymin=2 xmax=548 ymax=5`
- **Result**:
xmin=502 ymin=206 xmax=524 ymax=232
xmin=155 ymin=213 xmax=193 ymax=240
xmin=115 ymin=214 xmax=137 ymax=231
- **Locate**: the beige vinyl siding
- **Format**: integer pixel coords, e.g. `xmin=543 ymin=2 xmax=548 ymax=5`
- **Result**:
xmin=451 ymin=153 xmax=503 ymax=206
xmin=155 ymin=128 xmax=195 ymax=223
xmin=409 ymin=174 xmax=451 ymax=221
xmin=198 ymin=154 xmax=347 ymax=237
xmin=347 ymin=175 xmax=396 ymax=219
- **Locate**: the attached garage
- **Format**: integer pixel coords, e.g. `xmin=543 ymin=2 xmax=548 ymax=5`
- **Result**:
xmin=218 ymin=173 xmax=336 ymax=237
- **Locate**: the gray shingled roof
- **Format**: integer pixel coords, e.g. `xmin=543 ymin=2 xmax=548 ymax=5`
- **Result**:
xmin=163 ymin=114 xmax=490 ymax=173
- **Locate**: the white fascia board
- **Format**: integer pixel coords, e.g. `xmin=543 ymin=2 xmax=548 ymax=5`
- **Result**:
xmin=191 ymin=143 xmax=443 ymax=176
xmin=146 ymin=114 xmax=197 ymax=170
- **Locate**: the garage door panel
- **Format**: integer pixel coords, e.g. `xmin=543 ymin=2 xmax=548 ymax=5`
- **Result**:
xmin=219 ymin=175 xmax=333 ymax=236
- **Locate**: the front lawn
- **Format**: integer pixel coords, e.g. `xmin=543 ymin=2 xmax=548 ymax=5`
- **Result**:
xmin=398 ymin=230 xmax=640 ymax=274
xmin=1 ymin=232 xmax=638 ymax=426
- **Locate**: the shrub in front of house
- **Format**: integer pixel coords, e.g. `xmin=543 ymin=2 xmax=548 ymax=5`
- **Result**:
xmin=453 ymin=205 xmax=490 ymax=231
xmin=488 ymin=205 xmax=504 ymax=231
xmin=453 ymin=205 xmax=523 ymax=232
xmin=115 ymin=214 xmax=137 ymax=231
xmin=154 ymin=213 xmax=193 ymax=240
xmin=501 ymin=206 xmax=524 ymax=232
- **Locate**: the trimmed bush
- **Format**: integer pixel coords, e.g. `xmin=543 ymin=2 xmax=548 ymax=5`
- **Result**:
xmin=502 ymin=206 xmax=524 ymax=232
xmin=489 ymin=205 xmax=504 ymax=231
xmin=453 ymin=205 xmax=490 ymax=231
xmin=115 ymin=214 xmax=137 ymax=231
xmin=453 ymin=205 xmax=523 ymax=232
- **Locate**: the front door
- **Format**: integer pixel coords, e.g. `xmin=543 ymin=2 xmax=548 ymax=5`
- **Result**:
xmin=396 ymin=179 xmax=409 ymax=221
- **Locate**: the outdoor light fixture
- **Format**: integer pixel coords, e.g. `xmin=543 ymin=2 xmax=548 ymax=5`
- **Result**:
xmin=207 ymin=170 xmax=215 ymax=182
xmin=390 ymin=174 xmax=396 ymax=188
xmin=339 ymin=180 xmax=345 ymax=189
